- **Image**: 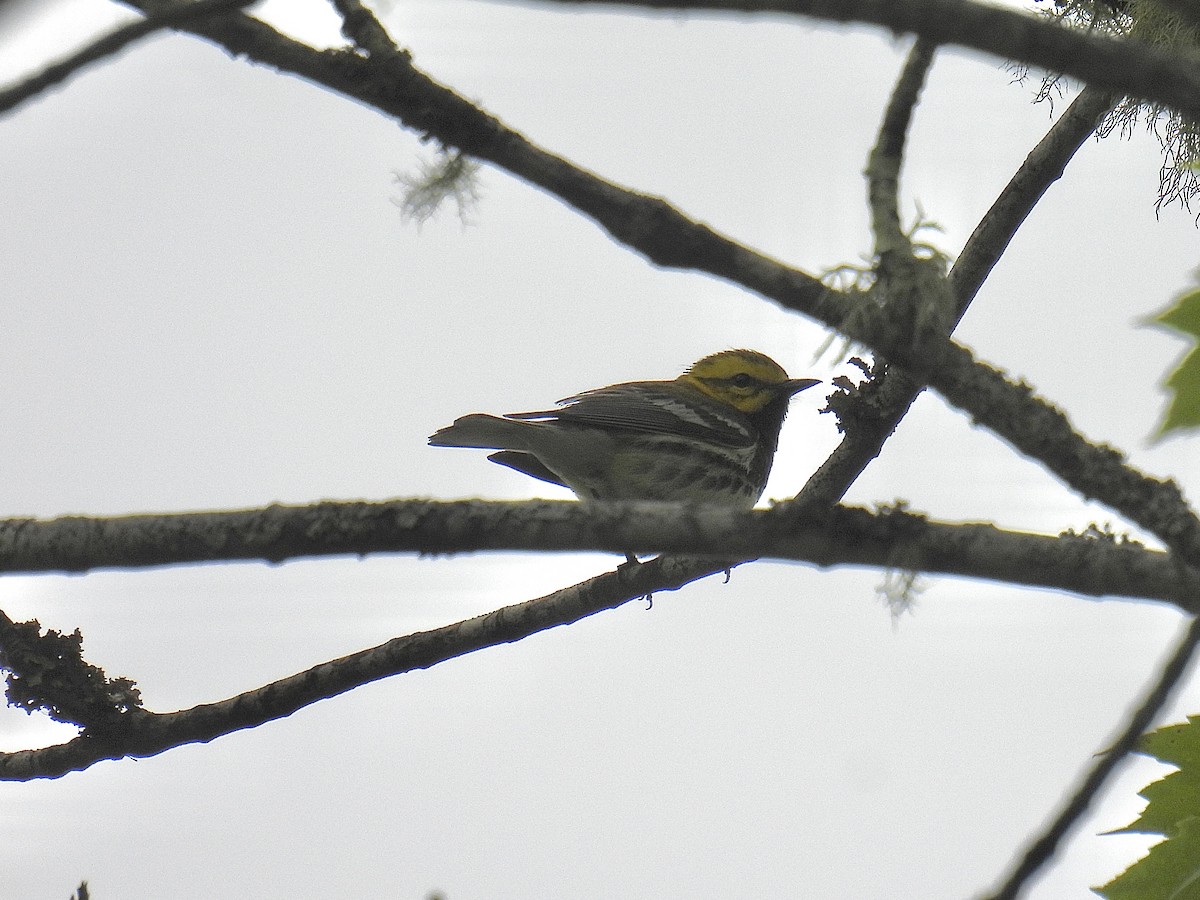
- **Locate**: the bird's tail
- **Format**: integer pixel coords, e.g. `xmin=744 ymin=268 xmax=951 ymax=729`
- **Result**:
xmin=428 ymin=414 xmax=532 ymax=450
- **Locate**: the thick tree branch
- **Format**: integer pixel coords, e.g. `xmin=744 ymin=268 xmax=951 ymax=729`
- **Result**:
xmin=1 ymin=500 xmax=1196 ymax=607
xmin=506 ymin=0 xmax=1200 ymax=121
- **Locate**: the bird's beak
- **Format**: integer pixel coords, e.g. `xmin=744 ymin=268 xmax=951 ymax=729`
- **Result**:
xmin=785 ymin=378 xmax=821 ymax=396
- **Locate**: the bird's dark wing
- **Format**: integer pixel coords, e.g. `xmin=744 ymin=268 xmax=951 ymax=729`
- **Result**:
xmin=506 ymin=382 xmax=753 ymax=447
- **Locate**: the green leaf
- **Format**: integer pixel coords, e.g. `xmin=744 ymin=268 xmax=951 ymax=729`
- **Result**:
xmin=1096 ymin=716 xmax=1200 ymax=899
xmin=1151 ymin=287 xmax=1200 ymax=440
xmin=1098 ymin=817 xmax=1200 ymax=900
xmin=1144 ymin=718 xmax=1200 ymax=775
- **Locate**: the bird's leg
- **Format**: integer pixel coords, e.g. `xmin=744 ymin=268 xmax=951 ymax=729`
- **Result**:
xmin=617 ymin=553 xmax=653 ymax=608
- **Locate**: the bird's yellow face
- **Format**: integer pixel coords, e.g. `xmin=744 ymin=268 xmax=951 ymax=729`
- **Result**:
xmin=677 ymin=349 xmax=799 ymax=414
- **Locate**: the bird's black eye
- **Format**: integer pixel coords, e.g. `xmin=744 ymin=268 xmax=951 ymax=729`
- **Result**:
xmin=731 ymin=373 xmax=753 ymax=388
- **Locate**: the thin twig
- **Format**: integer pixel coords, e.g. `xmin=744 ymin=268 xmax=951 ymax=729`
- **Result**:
xmin=329 ymin=0 xmax=396 ymax=57
xmin=0 ymin=555 xmax=698 ymax=780
xmin=0 ymin=0 xmax=255 ymax=117
xmin=799 ymin=86 xmax=1113 ymax=507
xmin=949 ymin=86 xmax=1116 ymax=310
xmin=982 ymin=613 xmax=1200 ymax=900
xmin=800 ymin=87 xmax=1115 ymax=503
xmin=862 ymin=39 xmax=956 ymax=348
xmin=866 ymin=38 xmax=936 ymax=258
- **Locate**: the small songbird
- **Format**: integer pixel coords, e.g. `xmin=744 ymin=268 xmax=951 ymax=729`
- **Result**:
xmin=429 ymin=349 xmax=820 ymax=506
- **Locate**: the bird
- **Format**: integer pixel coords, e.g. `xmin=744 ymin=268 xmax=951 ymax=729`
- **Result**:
xmin=428 ymin=349 xmax=820 ymax=507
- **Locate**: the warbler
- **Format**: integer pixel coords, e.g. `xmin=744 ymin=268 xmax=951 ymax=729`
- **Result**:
xmin=429 ymin=349 xmax=820 ymax=506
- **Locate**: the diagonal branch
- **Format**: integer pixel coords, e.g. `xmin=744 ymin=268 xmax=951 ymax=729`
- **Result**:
xmin=949 ymin=85 xmax=1116 ymax=307
xmin=799 ymin=85 xmax=1114 ymax=508
xmin=983 ymin=613 xmax=1200 ymax=900
xmin=0 ymin=561 xmax=662 ymax=780
xmin=0 ymin=0 xmax=255 ymax=116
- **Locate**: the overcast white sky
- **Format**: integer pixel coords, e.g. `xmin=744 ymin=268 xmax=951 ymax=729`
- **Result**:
xmin=3 ymin=1 xmax=1200 ymax=898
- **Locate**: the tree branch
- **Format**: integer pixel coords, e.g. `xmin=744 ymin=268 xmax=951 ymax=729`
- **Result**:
xmin=948 ymin=85 xmax=1116 ymax=308
xmin=1 ymin=500 xmax=1196 ymax=607
xmin=329 ymin=0 xmax=395 ymax=57
xmin=0 ymin=0 xmax=255 ymax=117
xmin=501 ymin=0 xmax=1200 ymax=121
xmin=797 ymin=84 xmax=1113 ymax=509
xmin=0 ymin=560 xmax=665 ymax=780
xmin=4 ymin=506 xmax=1196 ymax=780
xmin=867 ymin=38 xmax=935 ymax=258
xmin=983 ymin=613 xmax=1200 ymax=900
